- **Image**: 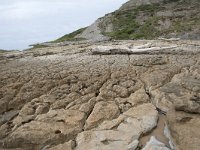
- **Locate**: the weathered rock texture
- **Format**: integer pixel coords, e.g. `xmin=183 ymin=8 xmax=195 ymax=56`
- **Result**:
xmin=0 ymin=40 xmax=200 ymax=150
xmin=74 ymin=0 xmax=200 ymax=41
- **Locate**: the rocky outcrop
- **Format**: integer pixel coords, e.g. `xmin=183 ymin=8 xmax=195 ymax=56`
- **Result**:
xmin=69 ymin=0 xmax=200 ymax=41
xmin=84 ymin=101 xmax=120 ymax=130
xmin=3 ymin=109 xmax=86 ymax=149
xmin=0 ymin=40 xmax=199 ymax=150
xmin=167 ymin=110 xmax=200 ymax=150
xmin=75 ymin=103 xmax=158 ymax=150
xmin=75 ymin=18 xmax=110 ymax=42
xmin=142 ymin=136 xmax=170 ymax=150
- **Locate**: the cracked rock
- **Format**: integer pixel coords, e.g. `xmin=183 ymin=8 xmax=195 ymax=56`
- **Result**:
xmin=0 ymin=40 xmax=199 ymax=150
xmin=142 ymin=136 xmax=170 ymax=150
xmin=84 ymin=101 xmax=120 ymax=130
xmin=4 ymin=109 xmax=86 ymax=149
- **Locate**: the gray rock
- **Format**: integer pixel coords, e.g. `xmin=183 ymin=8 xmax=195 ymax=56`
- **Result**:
xmin=0 ymin=110 xmax=19 ymax=126
xmin=4 ymin=109 xmax=86 ymax=149
xmin=142 ymin=136 xmax=170 ymax=150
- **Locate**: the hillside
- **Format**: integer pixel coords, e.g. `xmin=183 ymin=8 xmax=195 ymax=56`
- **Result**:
xmin=53 ymin=0 xmax=200 ymax=42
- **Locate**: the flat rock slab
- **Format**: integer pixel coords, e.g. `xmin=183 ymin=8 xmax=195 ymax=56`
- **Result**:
xmin=142 ymin=136 xmax=170 ymax=150
xmin=75 ymin=103 xmax=158 ymax=150
xmin=167 ymin=110 xmax=200 ymax=150
xmin=91 ymin=45 xmax=178 ymax=55
xmin=0 ymin=40 xmax=199 ymax=150
xmin=84 ymin=101 xmax=120 ymax=130
xmin=3 ymin=109 xmax=86 ymax=149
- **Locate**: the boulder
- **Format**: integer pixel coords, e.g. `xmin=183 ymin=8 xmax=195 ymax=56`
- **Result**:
xmin=75 ymin=130 xmax=139 ymax=150
xmin=151 ymin=70 xmax=200 ymax=114
xmin=167 ymin=110 xmax=200 ymax=150
xmin=84 ymin=101 xmax=120 ymax=130
xmin=3 ymin=109 xmax=86 ymax=149
xmin=123 ymin=103 xmax=158 ymax=133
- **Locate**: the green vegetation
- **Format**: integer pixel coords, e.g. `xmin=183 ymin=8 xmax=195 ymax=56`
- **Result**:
xmin=33 ymin=51 xmax=54 ymax=57
xmin=103 ymin=2 xmax=200 ymax=40
xmin=32 ymin=44 xmax=49 ymax=49
xmin=51 ymin=27 xmax=87 ymax=43
xmin=171 ymin=21 xmax=192 ymax=33
xmin=130 ymin=17 xmax=161 ymax=39
xmin=0 ymin=49 xmax=17 ymax=53
xmin=134 ymin=3 xmax=162 ymax=14
xmin=48 ymin=1 xmax=199 ymax=42
xmin=103 ymin=4 xmax=162 ymax=39
xmin=0 ymin=49 xmax=7 ymax=53
xmin=103 ymin=9 xmax=138 ymax=39
xmin=160 ymin=15 xmax=200 ymax=36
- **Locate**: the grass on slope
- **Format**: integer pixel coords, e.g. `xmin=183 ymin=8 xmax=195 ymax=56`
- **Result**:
xmin=103 ymin=4 xmax=163 ymax=40
xmin=51 ymin=27 xmax=87 ymax=43
xmin=103 ymin=1 xmax=200 ymax=40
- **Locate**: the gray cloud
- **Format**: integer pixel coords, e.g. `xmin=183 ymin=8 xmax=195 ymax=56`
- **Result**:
xmin=0 ymin=0 xmax=128 ymax=50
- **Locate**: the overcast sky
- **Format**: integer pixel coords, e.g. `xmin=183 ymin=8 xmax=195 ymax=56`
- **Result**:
xmin=0 ymin=0 xmax=128 ymax=50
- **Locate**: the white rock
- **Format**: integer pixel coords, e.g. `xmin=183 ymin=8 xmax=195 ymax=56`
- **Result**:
xmin=75 ymin=130 xmax=131 ymax=150
xmin=127 ymin=140 xmax=139 ymax=150
xmin=142 ymin=136 xmax=171 ymax=150
xmin=123 ymin=103 xmax=158 ymax=133
xmin=117 ymin=117 xmax=143 ymax=142
xmin=164 ymin=125 xmax=174 ymax=149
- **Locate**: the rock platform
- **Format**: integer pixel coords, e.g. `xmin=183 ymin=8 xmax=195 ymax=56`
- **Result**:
xmin=0 ymin=40 xmax=199 ymax=150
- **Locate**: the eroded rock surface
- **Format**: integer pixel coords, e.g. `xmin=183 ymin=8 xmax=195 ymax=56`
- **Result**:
xmin=0 ymin=40 xmax=199 ymax=150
